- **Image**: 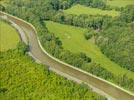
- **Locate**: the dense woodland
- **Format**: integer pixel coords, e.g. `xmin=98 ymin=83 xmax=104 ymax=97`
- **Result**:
xmin=0 ymin=0 xmax=134 ymax=92
xmin=96 ymin=5 xmax=134 ymax=72
xmin=0 ymin=42 xmax=105 ymax=99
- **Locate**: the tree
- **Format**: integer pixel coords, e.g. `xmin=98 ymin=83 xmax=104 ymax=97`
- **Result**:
xmin=55 ymin=37 xmax=62 ymax=46
xmin=17 ymin=42 xmax=29 ymax=54
xmin=91 ymin=0 xmax=106 ymax=8
xmin=60 ymin=1 xmax=69 ymax=9
xmin=79 ymin=52 xmax=91 ymax=63
xmin=0 ymin=4 xmax=5 ymax=11
xmin=120 ymin=5 xmax=134 ymax=23
xmin=49 ymin=0 xmax=60 ymax=10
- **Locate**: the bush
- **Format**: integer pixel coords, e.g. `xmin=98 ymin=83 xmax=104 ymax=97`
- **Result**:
xmin=84 ymin=32 xmax=93 ymax=40
xmin=79 ymin=52 xmax=91 ymax=63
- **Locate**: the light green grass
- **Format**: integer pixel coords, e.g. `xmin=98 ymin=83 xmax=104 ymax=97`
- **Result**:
xmin=106 ymin=0 xmax=134 ymax=7
xmin=0 ymin=0 xmax=9 ymax=6
xmin=0 ymin=20 xmax=19 ymax=51
xmin=45 ymin=21 xmax=134 ymax=79
xmin=63 ymin=4 xmax=120 ymax=17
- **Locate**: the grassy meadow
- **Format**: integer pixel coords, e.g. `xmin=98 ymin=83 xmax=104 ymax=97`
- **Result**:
xmin=0 ymin=20 xmax=19 ymax=51
xmin=45 ymin=21 xmax=134 ymax=79
xmin=0 ymin=0 xmax=9 ymax=6
xmin=63 ymin=4 xmax=120 ymax=17
xmin=106 ymin=0 xmax=134 ymax=7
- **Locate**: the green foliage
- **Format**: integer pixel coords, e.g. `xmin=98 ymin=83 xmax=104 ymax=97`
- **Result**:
xmin=88 ymin=63 xmax=114 ymax=80
xmin=114 ymin=74 xmax=134 ymax=91
xmin=59 ymin=50 xmax=85 ymax=67
xmin=16 ymin=42 xmax=29 ymax=54
xmin=84 ymin=32 xmax=93 ymax=40
xmin=120 ymin=5 xmax=134 ymax=23
xmin=45 ymin=21 xmax=134 ymax=92
xmin=0 ymin=4 xmax=5 ymax=11
xmin=67 ymin=0 xmax=107 ymax=9
xmin=3 ymin=0 xmax=134 ymax=93
xmin=82 ymin=63 xmax=134 ymax=92
xmin=52 ymin=11 xmax=113 ymax=30
xmin=97 ymin=23 xmax=134 ymax=72
xmin=0 ymin=88 xmax=8 ymax=93
xmin=95 ymin=6 xmax=134 ymax=73
xmin=79 ymin=52 xmax=91 ymax=63
xmin=0 ymin=48 xmax=105 ymax=99
xmin=40 ymin=32 xmax=88 ymax=68
xmin=91 ymin=0 xmax=106 ymax=8
xmin=45 ymin=21 xmax=134 ymax=79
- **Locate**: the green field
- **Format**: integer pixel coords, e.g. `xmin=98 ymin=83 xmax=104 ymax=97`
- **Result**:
xmin=63 ymin=4 xmax=120 ymax=17
xmin=0 ymin=20 xmax=19 ymax=51
xmin=0 ymin=0 xmax=9 ymax=6
xmin=0 ymin=0 xmax=6 ymax=4
xmin=106 ymin=0 xmax=134 ymax=7
xmin=45 ymin=21 xmax=134 ymax=79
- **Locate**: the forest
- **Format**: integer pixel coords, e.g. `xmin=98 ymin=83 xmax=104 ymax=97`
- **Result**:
xmin=0 ymin=0 xmax=134 ymax=96
xmin=0 ymin=42 xmax=105 ymax=99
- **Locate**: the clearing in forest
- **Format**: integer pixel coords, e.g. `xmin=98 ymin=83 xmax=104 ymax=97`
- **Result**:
xmin=63 ymin=4 xmax=120 ymax=17
xmin=106 ymin=0 xmax=134 ymax=7
xmin=45 ymin=21 xmax=134 ymax=79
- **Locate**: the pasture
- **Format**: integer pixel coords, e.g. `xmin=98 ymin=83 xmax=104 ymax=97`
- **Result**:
xmin=45 ymin=21 xmax=134 ymax=79
xmin=106 ymin=0 xmax=134 ymax=7
xmin=0 ymin=20 xmax=19 ymax=51
xmin=63 ymin=4 xmax=120 ymax=17
xmin=0 ymin=0 xmax=9 ymax=6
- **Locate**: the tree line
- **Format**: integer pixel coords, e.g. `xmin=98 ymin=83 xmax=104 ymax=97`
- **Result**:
xmin=96 ymin=5 xmax=134 ymax=72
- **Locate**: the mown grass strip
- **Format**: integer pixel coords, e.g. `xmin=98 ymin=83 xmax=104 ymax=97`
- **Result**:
xmin=0 ymin=20 xmax=19 ymax=51
xmin=63 ymin=4 xmax=120 ymax=17
xmin=106 ymin=0 xmax=134 ymax=7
